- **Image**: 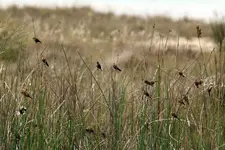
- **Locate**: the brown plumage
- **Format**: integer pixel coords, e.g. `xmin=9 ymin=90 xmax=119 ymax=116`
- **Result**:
xmin=171 ymin=113 xmax=180 ymax=120
xmin=178 ymin=71 xmax=185 ymax=77
xmin=113 ymin=64 xmax=121 ymax=71
xmin=178 ymin=100 xmax=185 ymax=106
xmin=19 ymin=107 xmax=27 ymax=115
xmin=143 ymin=91 xmax=150 ymax=97
xmin=194 ymin=80 xmax=203 ymax=88
xmin=85 ymin=128 xmax=95 ymax=134
xmin=101 ymin=132 xmax=106 ymax=138
xmin=183 ymin=95 xmax=189 ymax=105
xmin=42 ymin=57 xmax=49 ymax=67
xmin=144 ymin=80 xmax=157 ymax=87
xmin=96 ymin=62 xmax=102 ymax=70
xmin=33 ymin=37 xmax=42 ymax=43
xmin=21 ymin=89 xmax=32 ymax=99
xmin=207 ymin=86 xmax=213 ymax=96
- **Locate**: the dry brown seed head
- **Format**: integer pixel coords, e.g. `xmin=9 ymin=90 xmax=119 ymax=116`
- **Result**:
xmin=153 ymin=23 xmax=155 ymax=29
xmin=196 ymin=25 xmax=202 ymax=38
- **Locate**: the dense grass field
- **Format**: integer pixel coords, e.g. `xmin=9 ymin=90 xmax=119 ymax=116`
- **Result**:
xmin=1 ymin=6 xmax=225 ymax=150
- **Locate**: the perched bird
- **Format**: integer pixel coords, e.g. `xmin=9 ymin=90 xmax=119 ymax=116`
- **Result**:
xmin=171 ymin=113 xmax=180 ymax=120
xmin=42 ymin=57 xmax=49 ymax=67
xmin=85 ymin=128 xmax=95 ymax=134
xmin=194 ymin=80 xmax=203 ymax=88
xmin=21 ymin=89 xmax=32 ymax=99
xmin=143 ymin=91 xmax=150 ymax=98
xmin=207 ymin=86 xmax=213 ymax=96
xmin=19 ymin=107 xmax=27 ymax=115
xmin=96 ymin=62 xmax=102 ymax=70
xmin=113 ymin=64 xmax=121 ymax=72
xmin=178 ymin=71 xmax=185 ymax=77
xmin=144 ymin=80 xmax=157 ymax=87
xmin=178 ymin=100 xmax=185 ymax=106
xmin=183 ymin=95 xmax=189 ymax=105
xmin=33 ymin=37 xmax=42 ymax=43
xmin=101 ymin=132 xmax=106 ymax=138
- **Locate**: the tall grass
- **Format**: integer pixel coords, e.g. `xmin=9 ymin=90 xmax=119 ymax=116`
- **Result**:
xmin=0 ymin=8 xmax=225 ymax=150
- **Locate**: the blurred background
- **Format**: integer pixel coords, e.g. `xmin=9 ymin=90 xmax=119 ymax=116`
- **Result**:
xmin=0 ymin=0 xmax=219 ymax=64
xmin=1 ymin=0 xmax=225 ymax=20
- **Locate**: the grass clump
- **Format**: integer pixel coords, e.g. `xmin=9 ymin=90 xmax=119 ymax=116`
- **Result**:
xmin=211 ymin=19 xmax=225 ymax=77
xmin=211 ymin=20 xmax=225 ymax=46
xmin=0 ymin=22 xmax=27 ymax=62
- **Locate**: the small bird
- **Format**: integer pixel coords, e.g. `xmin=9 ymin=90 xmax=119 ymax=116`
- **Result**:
xmin=33 ymin=37 xmax=42 ymax=43
xmin=207 ymin=86 xmax=213 ymax=96
xmin=183 ymin=95 xmax=189 ymax=105
xmin=101 ymin=132 xmax=106 ymax=138
xmin=178 ymin=71 xmax=185 ymax=77
xmin=171 ymin=113 xmax=180 ymax=120
xmin=42 ymin=57 xmax=49 ymax=67
xmin=144 ymin=80 xmax=157 ymax=87
xmin=143 ymin=91 xmax=150 ymax=97
xmin=21 ymin=89 xmax=32 ymax=99
xmin=178 ymin=100 xmax=185 ymax=106
xmin=85 ymin=128 xmax=95 ymax=134
xmin=96 ymin=62 xmax=102 ymax=70
xmin=19 ymin=107 xmax=27 ymax=115
xmin=194 ymin=80 xmax=203 ymax=88
xmin=113 ymin=64 xmax=121 ymax=72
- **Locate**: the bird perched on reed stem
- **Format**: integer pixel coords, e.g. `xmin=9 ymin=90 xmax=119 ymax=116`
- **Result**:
xmin=42 ymin=57 xmax=49 ymax=67
xmin=171 ymin=113 xmax=180 ymax=120
xmin=19 ymin=107 xmax=27 ymax=115
xmin=194 ymin=80 xmax=203 ymax=88
xmin=113 ymin=64 xmax=121 ymax=71
xmin=178 ymin=100 xmax=185 ymax=106
xmin=143 ymin=91 xmax=150 ymax=97
xmin=178 ymin=71 xmax=185 ymax=77
xmin=144 ymin=80 xmax=157 ymax=87
xmin=207 ymin=86 xmax=213 ymax=96
xmin=183 ymin=95 xmax=189 ymax=105
xmin=21 ymin=89 xmax=32 ymax=99
xmin=96 ymin=62 xmax=102 ymax=70
xmin=33 ymin=37 xmax=42 ymax=43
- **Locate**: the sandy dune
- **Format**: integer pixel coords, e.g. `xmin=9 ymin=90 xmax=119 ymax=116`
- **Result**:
xmin=105 ymin=36 xmax=215 ymax=65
